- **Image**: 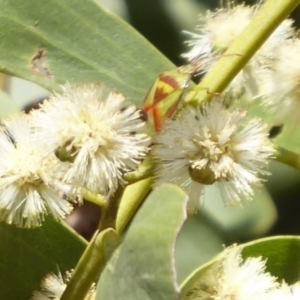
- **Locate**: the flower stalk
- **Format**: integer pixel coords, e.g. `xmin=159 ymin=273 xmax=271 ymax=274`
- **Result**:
xmin=123 ymin=157 xmax=154 ymax=184
xmin=81 ymin=190 xmax=106 ymax=208
xmin=60 ymin=188 xmax=125 ymax=300
xmin=188 ymin=0 xmax=300 ymax=106
xmin=275 ymin=147 xmax=300 ymax=172
xmin=98 ymin=186 xmax=125 ymax=231
xmin=60 ymin=179 xmax=153 ymax=300
xmin=116 ymin=178 xmax=153 ymax=234
xmin=60 ymin=228 xmax=118 ymax=300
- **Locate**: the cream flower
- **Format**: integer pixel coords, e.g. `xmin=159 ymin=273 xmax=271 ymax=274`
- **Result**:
xmin=183 ymin=5 xmax=255 ymax=59
xmin=31 ymin=272 xmax=67 ymax=300
xmin=31 ymin=270 xmax=96 ymax=300
xmin=264 ymin=282 xmax=300 ymax=300
xmin=182 ymin=4 xmax=294 ymax=100
xmin=260 ymin=39 xmax=300 ymax=126
xmin=0 ymin=113 xmax=72 ymax=228
xmin=31 ymin=84 xmax=149 ymax=198
xmin=186 ymin=246 xmax=279 ymax=300
xmin=152 ymin=99 xmax=274 ymax=212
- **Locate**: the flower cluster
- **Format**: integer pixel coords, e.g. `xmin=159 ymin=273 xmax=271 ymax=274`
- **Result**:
xmin=259 ymin=38 xmax=300 ymax=126
xmin=183 ymin=3 xmax=295 ymax=101
xmin=186 ymin=246 xmax=300 ymax=300
xmin=0 ymin=84 xmax=148 ymax=228
xmin=152 ymin=99 xmax=274 ymax=213
xmin=1 ymin=2 xmax=293 ymax=227
xmin=0 ymin=114 xmax=72 ymax=228
xmin=31 ymin=84 xmax=149 ymax=197
xmin=153 ymin=1 xmax=300 ymax=212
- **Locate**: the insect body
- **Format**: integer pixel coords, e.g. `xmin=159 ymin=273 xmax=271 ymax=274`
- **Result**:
xmin=142 ymin=63 xmax=197 ymax=135
xmin=142 ymin=50 xmax=240 ymax=135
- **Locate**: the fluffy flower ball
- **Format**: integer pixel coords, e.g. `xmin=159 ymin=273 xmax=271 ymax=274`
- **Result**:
xmin=31 ymin=84 xmax=149 ymax=198
xmin=185 ymin=246 xmax=300 ymax=300
xmin=259 ymin=39 xmax=300 ymax=126
xmin=31 ymin=270 xmax=96 ymax=300
xmin=186 ymin=246 xmax=279 ymax=299
xmin=0 ymin=113 xmax=72 ymax=228
xmin=182 ymin=4 xmax=294 ymax=100
xmin=152 ymin=99 xmax=274 ymax=212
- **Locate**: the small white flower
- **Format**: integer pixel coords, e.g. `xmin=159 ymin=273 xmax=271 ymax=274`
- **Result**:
xmin=31 ymin=272 xmax=66 ymax=300
xmin=187 ymin=246 xmax=279 ymax=300
xmin=0 ymin=113 xmax=72 ymax=228
xmin=263 ymin=282 xmax=300 ymax=300
xmin=183 ymin=5 xmax=255 ymax=60
xmin=258 ymin=19 xmax=295 ymax=61
xmin=31 ymin=270 xmax=96 ymax=300
xmin=182 ymin=4 xmax=294 ymax=100
xmin=31 ymin=84 xmax=149 ymax=198
xmin=152 ymin=99 xmax=274 ymax=212
xmin=260 ymin=39 xmax=300 ymax=126
xmin=291 ymin=283 xmax=300 ymax=299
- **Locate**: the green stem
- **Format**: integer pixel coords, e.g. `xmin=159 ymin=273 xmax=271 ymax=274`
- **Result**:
xmin=98 ymin=186 xmax=125 ymax=231
xmin=116 ymin=178 xmax=153 ymax=234
xmin=60 ymin=188 xmax=124 ymax=300
xmin=62 ymin=180 xmax=152 ymax=300
xmin=82 ymin=190 xmax=106 ymax=207
xmin=188 ymin=0 xmax=300 ymax=105
xmin=123 ymin=157 xmax=154 ymax=184
xmin=60 ymin=228 xmax=118 ymax=300
xmin=275 ymin=147 xmax=300 ymax=172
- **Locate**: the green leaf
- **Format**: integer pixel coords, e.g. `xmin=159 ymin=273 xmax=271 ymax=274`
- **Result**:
xmin=242 ymin=236 xmax=300 ymax=284
xmin=180 ymin=256 xmax=216 ymax=300
xmin=274 ymin=126 xmax=300 ymax=153
xmin=239 ymin=98 xmax=300 ymax=153
xmin=201 ymin=185 xmax=277 ymax=240
xmin=61 ymin=227 xmax=119 ymax=300
xmin=96 ymin=184 xmax=188 ymax=300
xmin=175 ymin=186 xmax=277 ymax=285
xmin=175 ymin=215 xmax=225 ymax=284
xmin=180 ymin=236 xmax=300 ymax=299
xmin=0 ymin=217 xmax=87 ymax=300
xmin=236 ymin=99 xmax=300 ymax=170
xmin=0 ymin=89 xmax=20 ymax=119
xmin=0 ymin=0 xmax=172 ymax=106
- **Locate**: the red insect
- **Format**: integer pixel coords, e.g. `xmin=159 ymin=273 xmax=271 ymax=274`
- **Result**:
xmin=142 ymin=62 xmax=200 ymax=135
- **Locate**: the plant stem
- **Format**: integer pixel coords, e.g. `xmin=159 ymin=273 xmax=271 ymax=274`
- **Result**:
xmin=275 ymin=147 xmax=300 ymax=172
xmin=60 ymin=228 xmax=118 ymax=300
xmin=116 ymin=178 xmax=153 ymax=234
xmin=60 ymin=187 xmax=124 ymax=300
xmin=98 ymin=186 xmax=125 ymax=231
xmin=123 ymin=157 xmax=154 ymax=184
xmin=0 ymin=73 xmax=6 ymax=90
xmin=82 ymin=190 xmax=106 ymax=207
xmin=188 ymin=0 xmax=300 ymax=105
xmin=61 ymin=178 xmax=153 ymax=299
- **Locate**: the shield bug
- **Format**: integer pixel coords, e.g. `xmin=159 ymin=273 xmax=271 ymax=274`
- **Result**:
xmin=142 ymin=57 xmax=203 ymax=135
